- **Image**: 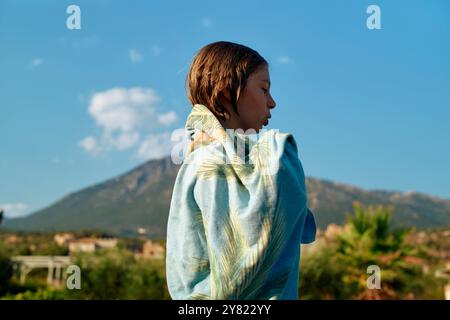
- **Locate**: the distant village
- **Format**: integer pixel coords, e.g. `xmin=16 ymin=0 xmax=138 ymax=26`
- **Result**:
xmin=52 ymin=232 xmax=164 ymax=259
xmin=4 ymin=231 xmax=165 ymax=259
xmin=1 ymin=229 xmax=166 ymax=287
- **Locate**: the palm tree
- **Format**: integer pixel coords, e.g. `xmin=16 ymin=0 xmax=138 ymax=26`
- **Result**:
xmin=338 ymin=201 xmax=409 ymax=255
xmin=335 ymin=202 xmax=421 ymax=299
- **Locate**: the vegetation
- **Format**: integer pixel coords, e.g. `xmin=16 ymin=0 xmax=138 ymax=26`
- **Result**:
xmin=299 ymin=202 xmax=447 ymax=299
xmin=65 ymin=248 xmax=169 ymax=300
xmin=0 ymin=203 xmax=448 ymax=300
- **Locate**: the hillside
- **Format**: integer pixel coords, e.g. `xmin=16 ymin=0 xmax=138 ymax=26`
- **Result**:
xmin=3 ymin=156 xmax=450 ymax=238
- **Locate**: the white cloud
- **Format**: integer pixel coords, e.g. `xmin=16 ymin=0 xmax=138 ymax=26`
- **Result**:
xmin=115 ymin=132 xmax=140 ymax=150
xmin=88 ymin=87 xmax=158 ymax=132
xmin=202 ymin=18 xmax=213 ymax=28
xmin=80 ymin=87 xmax=178 ymax=157
xmin=137 ymin=132 xmax=173 ymax=160
xmin=0 ymin=203 xmax=30 ymax=219
xmin=277 ymin=56 xmax=293 ymax=65
xmin=158 ymin=111 xmax=177 ymax=126
xmin=30 ymin=58 xmax=43 ymax=68
xmin=129 ymin=49 xmax=143 ymax=64
xmin=79 ymin=136 xmax=97 ymax=152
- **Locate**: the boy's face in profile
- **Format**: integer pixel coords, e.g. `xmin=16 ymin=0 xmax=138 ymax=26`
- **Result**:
xmin=221 ymin=65 xmax=277 ymax=133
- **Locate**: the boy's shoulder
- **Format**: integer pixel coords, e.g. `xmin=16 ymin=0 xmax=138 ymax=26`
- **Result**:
xmin=176 ymin=129 xmax=302 ymax=180
xmin=256 ymin=129 xmax=300 ymax=161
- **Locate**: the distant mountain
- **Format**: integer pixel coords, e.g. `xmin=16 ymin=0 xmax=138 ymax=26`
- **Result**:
xmin=3 ymin=156 xmax=450 ymax=238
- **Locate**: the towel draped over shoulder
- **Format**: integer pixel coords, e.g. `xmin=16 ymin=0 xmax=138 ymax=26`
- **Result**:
xmin=166 ymin=104 xmax=316 ymax=300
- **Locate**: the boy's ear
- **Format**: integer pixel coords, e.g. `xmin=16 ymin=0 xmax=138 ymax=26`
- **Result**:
xmin=220 ymin=89 xmax=231 ymax=101
xmin=218 ymin=90 xmax=231 ymax=107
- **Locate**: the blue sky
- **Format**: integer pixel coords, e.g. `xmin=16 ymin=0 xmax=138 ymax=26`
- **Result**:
xmin=1 ymin=0 xmax=449 ymax=218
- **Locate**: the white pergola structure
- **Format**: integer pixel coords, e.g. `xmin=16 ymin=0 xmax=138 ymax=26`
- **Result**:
xmin=435 ymin=267 xmax=450 ymax=300
xmin=11 ymin=256 xmax=72 ymax=286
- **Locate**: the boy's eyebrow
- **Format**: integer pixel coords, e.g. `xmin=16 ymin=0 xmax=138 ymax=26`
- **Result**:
xmin=261 ymin=79 xmax=271 ymax=86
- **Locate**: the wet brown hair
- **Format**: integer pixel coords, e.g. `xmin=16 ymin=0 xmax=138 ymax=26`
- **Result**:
xmin=186 ymin=41 xmax=268 ymax=120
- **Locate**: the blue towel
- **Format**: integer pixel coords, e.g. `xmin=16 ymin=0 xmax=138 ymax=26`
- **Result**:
xmin=166 ymin=103 xmax=316 ymax=300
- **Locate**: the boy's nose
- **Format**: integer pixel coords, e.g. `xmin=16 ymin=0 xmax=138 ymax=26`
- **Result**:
xmin=268 ymin=94 xmax=276 ymax=109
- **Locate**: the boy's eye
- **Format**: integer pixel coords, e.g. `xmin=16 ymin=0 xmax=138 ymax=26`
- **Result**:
xmin=262 ymin=88 xmax=268 ymax=93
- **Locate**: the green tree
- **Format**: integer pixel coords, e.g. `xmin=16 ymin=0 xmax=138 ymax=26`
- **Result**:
xmin=300 ymin=202 xmax=426 ymax=299
xmin=0 ymin=251 xmax=13 ymax=296
xmin=66 ymin=248 xmax=169 ymax=300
